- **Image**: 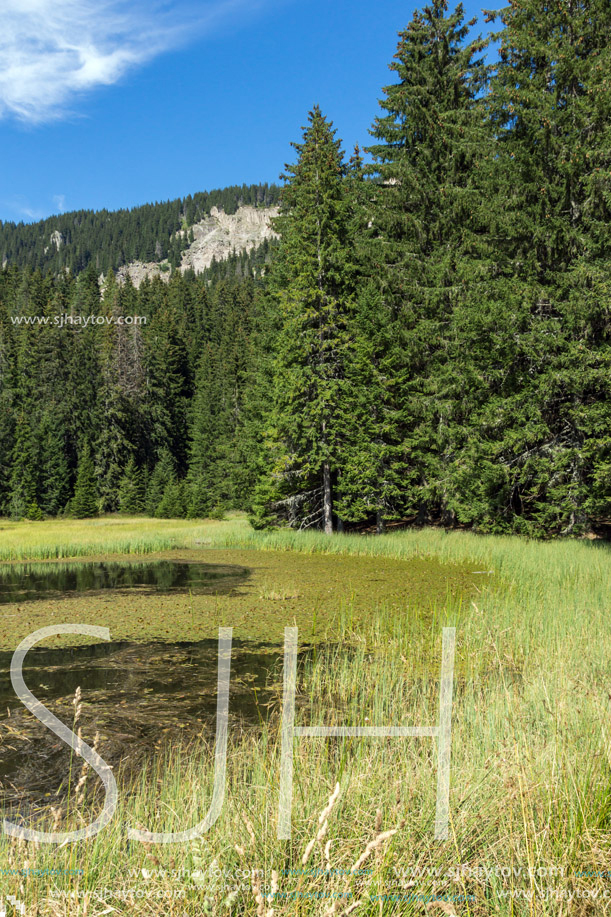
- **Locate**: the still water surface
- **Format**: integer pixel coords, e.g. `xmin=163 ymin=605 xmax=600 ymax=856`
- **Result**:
xmin=0 ymin=560 xmax=279 ymax=815
xmin=0 ymin=559 xmax=249 ymax=604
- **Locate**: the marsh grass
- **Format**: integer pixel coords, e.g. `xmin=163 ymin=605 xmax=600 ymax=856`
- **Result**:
xmin=258 ymin=582 xmax=302 ymax=602
xmin=0 ymin=518 xmax=610 ymax=914
xmin=0 ymin=514 xmax=247 ymax=562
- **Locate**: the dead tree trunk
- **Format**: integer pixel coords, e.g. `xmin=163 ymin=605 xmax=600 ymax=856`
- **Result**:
xmin=323 ymin=461 xmax=333 ymax=535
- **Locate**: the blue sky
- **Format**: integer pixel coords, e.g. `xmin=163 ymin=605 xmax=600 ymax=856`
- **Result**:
xmin=0 ymin=0 xmax=496 ymax=223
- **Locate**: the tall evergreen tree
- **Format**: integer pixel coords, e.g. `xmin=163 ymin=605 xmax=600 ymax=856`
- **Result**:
xmin=263 ymin=107 xmax=356 ymax=533
xmin=363 ymin=0 xmax=491 ymax=526
xmin=39 ymin=410 xmax=70 ymax=516
xmin=96 ymin=274 xmax=143 ymax=511
xmin=118 ymin=456 xmax=146 ymax=514
xmin=447 ymin=0 xmax=611 ymax=533
xmin=71 ymin=443 xmax=98 ymax=518
xmin=146 ymin=448 xmax=176 ymax=517
xmin=0 ymin=288 xmax=15 ymax=515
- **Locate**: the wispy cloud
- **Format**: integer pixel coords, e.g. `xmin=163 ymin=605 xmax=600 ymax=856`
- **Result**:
xmin=0 ymin=0 xmax=264 ymax=124
xmin=1 ymin=196 xmax=45 ymax=221
xmin=53 ymin=194 xmax=66 ymax=212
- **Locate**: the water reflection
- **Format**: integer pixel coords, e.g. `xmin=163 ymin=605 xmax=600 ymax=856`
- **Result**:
xmin=0 ymin=560 xmax=249 ymax=604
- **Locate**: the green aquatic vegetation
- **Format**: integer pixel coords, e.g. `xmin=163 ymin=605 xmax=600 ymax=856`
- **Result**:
xmin=0 ymin=545 xmax=474 ymax=651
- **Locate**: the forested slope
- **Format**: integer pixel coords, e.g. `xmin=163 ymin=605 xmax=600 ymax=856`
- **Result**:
xmin=0 ymin=184 xmax=280 ymax=276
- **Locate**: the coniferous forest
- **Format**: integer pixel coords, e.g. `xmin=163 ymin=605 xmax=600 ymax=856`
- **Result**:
xmin=0 ymin=183 xmax=281 ymax=275
xmin=0 ymin=0 xmax=610 ymax=537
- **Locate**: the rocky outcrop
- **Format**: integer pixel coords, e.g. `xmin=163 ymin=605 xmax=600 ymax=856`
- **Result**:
xmin=43 ymin=229 xmax=63 ymax=255
xmin=115 ymin=261 xmax=171 ymax=287
xmin=180 ymin=204 xmax=278 ymax=274
xmin=112 ymin=205 xmax=278 ymax=288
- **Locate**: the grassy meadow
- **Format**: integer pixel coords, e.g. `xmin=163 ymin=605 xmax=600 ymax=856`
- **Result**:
xmin=0 ymin=516 xmax=610 ymax=915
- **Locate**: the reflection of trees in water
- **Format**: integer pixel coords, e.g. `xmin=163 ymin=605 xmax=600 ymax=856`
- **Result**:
xmin=0 ymin=561 xmax=249 ymax=603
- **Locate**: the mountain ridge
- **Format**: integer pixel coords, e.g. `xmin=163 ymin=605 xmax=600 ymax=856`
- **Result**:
xmin=114 ymin=204 xmax=279 ymax=287
xmin=0 ymin=183 xmax=281 ymax=276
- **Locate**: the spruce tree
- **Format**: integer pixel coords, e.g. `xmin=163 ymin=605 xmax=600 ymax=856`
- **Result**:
xmin=264 ymin=106 xmax=356 ymax=533
xmin=118 ymin=457 xmax=145 ymax=514
xmin=7 ymin=271 xmax=49 ymax=517
xmin=146 ymin=448 xmax=176 ymax=516
xmin=143 ymin=295 xmax=191 ymax=476
xmin=156 ymin=480 xmax=187 ymax=518
xmin=39 ymin=410 xmax=70 ymax=516
xmin=71 ymin=443 xmax=98 ymax=518
xmin=448 ymin=0 xmax=611 ymax=533
xmin=364 ymin=0 xmax=491 ymax=525
xmin=96 ymin=273 xmax=139 ymax=511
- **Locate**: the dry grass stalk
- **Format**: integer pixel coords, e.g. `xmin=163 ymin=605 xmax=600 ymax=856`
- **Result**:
xmin=426 ymin=902 xmax=457 ymax=916
xmin=249 ymin=868 xmax=278 ymax=917
xmin=324 ymin=810 xmax=404 ymax=917
xmin=302 ymin=783 xmax=341 ymax=867
xmin=76 ymin=731 xmax=100 ymax=806
xmin=251 ymin=870 xmax=266 ymax=917
xmin=72 ymin=686 xmax=82 ymax=725
xmin=350 ymin=827 xmax=399 ymax=875
xmin=243 ymin=814 xmax=257 ymax=846
xmin=319 ymin=783 xmax=341 ymax=826
xmin=324 ymin=838 xmax=332 ymax=872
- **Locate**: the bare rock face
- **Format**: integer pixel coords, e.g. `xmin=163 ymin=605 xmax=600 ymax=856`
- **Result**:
xmin=110 ymin=205 xmax=279 ymax=289
xmin=180 ymin=204 xmax=278 ymax=274
xmin=43 ymin=229 xmax=63 ymax=255
xmin=115 ymin=261 xmax=171 ymax=287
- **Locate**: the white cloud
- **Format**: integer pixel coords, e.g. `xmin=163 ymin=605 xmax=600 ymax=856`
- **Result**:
xmin=0 ymin=0 xmax=262 ymax=123
xmin=53 ymin=194 xmax=66 ymax=212
xmin=1 ymin=196 xmax=45 ymax=221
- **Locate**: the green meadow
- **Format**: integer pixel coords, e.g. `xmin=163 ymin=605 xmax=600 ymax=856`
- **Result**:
xmin=0 ymin=516 xmax=610 ymax=915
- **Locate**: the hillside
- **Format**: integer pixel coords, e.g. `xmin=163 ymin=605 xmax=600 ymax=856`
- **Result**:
xmin=116 ymin=204 xmax=279 ymax=287
xmin=0 ymin=183 xmax=281 ymax=276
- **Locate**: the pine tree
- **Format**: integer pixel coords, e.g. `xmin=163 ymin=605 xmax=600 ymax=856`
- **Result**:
xmin=71 ymin=443 xmax=98 ymax=518
xmin=118 ymin=457 xmax=145 ymax=514
xmin=364 ymin=0 xmax=491 ymax=525
xmin=263 ymin=107 xmax=356 ymax=533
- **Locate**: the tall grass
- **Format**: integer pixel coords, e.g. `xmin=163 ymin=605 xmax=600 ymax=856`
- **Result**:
xmin=0 ymin=514 xmax=247 ymax=561
xmin=1 ymin=518 xmax=610 ymax=914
